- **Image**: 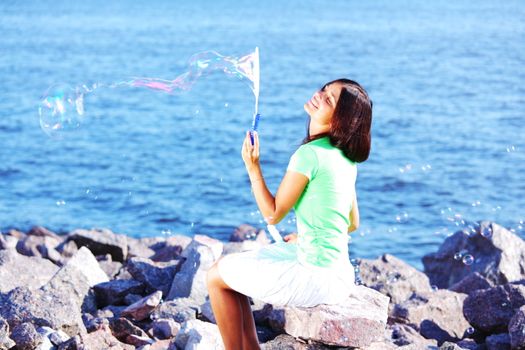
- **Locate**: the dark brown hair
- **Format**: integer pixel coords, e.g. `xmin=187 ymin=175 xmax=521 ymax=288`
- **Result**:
xmin=303 ymin=78 xmax=373 ymax=163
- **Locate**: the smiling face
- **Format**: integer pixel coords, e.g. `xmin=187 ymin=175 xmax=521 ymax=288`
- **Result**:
xmin=304 ymin=82 xmax=343 ymax=132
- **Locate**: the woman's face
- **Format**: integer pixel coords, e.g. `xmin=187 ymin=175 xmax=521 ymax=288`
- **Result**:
xmin=304 ymin=82 xmax=343 ymax=126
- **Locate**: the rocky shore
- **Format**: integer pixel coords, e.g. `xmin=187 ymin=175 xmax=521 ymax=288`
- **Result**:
xmin=1 ymin=221 xmax=525 ymax=349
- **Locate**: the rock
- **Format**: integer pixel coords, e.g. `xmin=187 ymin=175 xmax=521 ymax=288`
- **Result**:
xmin=41 ymin=246 xmax=109 ymax=313
xmin=260 ymin=334 xmax=308 ymax=349
xmin=230 ymin=224 xmax=259 ymax=242
xmin=509 ymin=305 xmax=525 ymax=349
xmin=27 ymin=226 xmax=61 ymax=239
xmin=126 ymin=257 xmax=181 ymax=296
xmin=0 ymin=317 xmax=16 ymax=349
xmin=124 ymin=293 xmax=143 ymax=305
xmin=127 ymin=237 xmax=156 ymax=259
xmin=167 ymin=235 xmax=223 ymax=303
xmin=0 ymin=234 xmax=18 ymax=250
xmin=152 ymin=318 xmax=181 ymax=340
xmin=79 ymin=328 xmax=134 ymax=349
xmin=358 ymin=254 xmax=433 ymax=314
xmin=35 ymin=326 xmax=58 ymax=350
xmin=67 ymin=228 xmax=129 ymax=262
xmin=10 ymin=322 xmax=44 ymax=350
xmin=485 ymin=333 xmax=511 ymax=350
xmin=423 ymin=222 xmax=525 ymax=288
xmin=121 ymin=290 xmax=163 ymax=321
xmin=463 ymin=284 xmax=525 ymax=333
xmin=449 ymin=272 xmax=494 ymax=295
xmin=55 ymin=240 xmax=78 ymax=259
xmin=145 ymin=339 xmax=172 ymax=350
xmin=391 ymin=289 xmax=470 ymax=344
xmin=174 ymin=319 xmax=224 ymax=350
xmin=456 ymin=339 xmax=485 ymax=350
xmin=0 ymin=249 xmax=59 ymax=293
xmin=268 ymin=285 xmax=389 ymax=348
xmin=16 ymin=234 xmax=63 ymax=263
xmin=108 ymin=317 xmax=152 ymax=346
xmin=56 ymin=335 xmax=82 ymax=350
xmin=48 ymin=329 xmax=70 ymax=346
xmin=98 ymin=259 xmax=124 ymax=279
xmin=94 ymin=279 xmax=145 ymax=307
xmin=0 ymin=235 xmax=7 ymax=250
xmin=151 ymin=299 xmax=197 ymax=324
xmin=0 ymin=286 xmax=86 ymax=337
xmin=439 ymin=341 xmax=467 ymax=349
xmin=149 ymin=235 xmax=192 ymax=262
xmin=200 ymin=300 xmax=216 ymax=323
xmin=388 ymin=323 xmax=438 ymax=348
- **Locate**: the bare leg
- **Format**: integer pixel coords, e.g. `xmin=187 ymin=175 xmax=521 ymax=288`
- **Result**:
xmin=239 ymin=294 xmax=261 ymax=350
xmin=207 ymin=262 xmax=244 ymax=350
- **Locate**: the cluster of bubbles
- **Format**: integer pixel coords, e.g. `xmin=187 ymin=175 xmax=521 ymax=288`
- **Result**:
xmin=398 ymin=163 xmax=432 ymax=173
xmin=454 ymin=249 xmax=475 ymax=266
xmin=38 ymin=49 xmax=260 ymax=139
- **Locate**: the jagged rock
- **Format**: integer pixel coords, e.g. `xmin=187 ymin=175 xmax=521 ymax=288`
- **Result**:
xmin=485 ymin=333 xmax=511 ymax=350
xmin=260 ymin=334 xmax=310 ymax=349
xmin=109 ymin=317 xmax=150 ymax=345
xmin=200 ymin=300 xmax=216 ymax=323
xmin=0 ymin=235 xmax=7 ymax=250
xmin=55 ymin=240 xmax=78 ymax=259
xmin=124 ymin=293 xmax=143 ymax=305
xmin=126 ymin=257 xmax=181 ymax=295
xmin=149 ymin=235 xmax=192 ymax=262
xmin=0 ymin=316 xmax=16 ymax=349
xmin=67 ymin=228 xmax=129 ymax=262
xmin=152 ymin=318 xmax=181 ymax=339
xmin=151 ymin=299 xmax=197 ymax=324
xmin=391 ymin=289 xmax=470 ymax=344
xmin=167 ymin=235 xmax=223 ymax=303
xmin=0 ymin=249 xmax=59 ymax=293
xmin=174 ymin=319 xmax=224 ymax=350
xmin=463 ymin=284 xmax=525 ymax=333
xmin=455 ymin=339 xmax=485 ymax=350
xmin=268 ymin=285 xmax=389 ymax=348
xmin=0 ymin=234 xmax=18 ymax=250
xmin=16 ymin=231 xmax=62 ymax=263
xmin=121 ymin=290 xmax=162 ymax=321
xmin=98 ymin=259 xmax=124 ymax=279
xmin=449 ymin=272 xmax=494 ymax=295
xmin=423 ymin=222 xmax=525 ymax=288
xmin=388 ymin=323 xmax=438 ymax=348
xmin=0 ymin=286 xmax=86 ymax=337
xmin=439 ymin=341 xmax=467 ymax=349
xmin=27 ymin=226 xmax=61 ymax=239
xmin=79 ymin=328 xmax=134 ymax=349
xmin=94 ymin=279 xmax=145 ymax=307
xmin=41 ymin=246 xmax=109 ymax=313
xmin=127 ymin=237 xmax=156 ymax=259
xmin=358 ymin=253 xmax=433 ymax=314
xmin=509 ymin=305 xmax=525 ymax=349
xmin=56 ymin=334 xmax=82 ymax=350
xmin=11 ymin=322 xmax=44 ymax=350
xmin=35 ymin=326 xmax=59 ymax=350
xmin=47 ymin=329 xmax=70 ymax=346
xmin=143 ymin=339 xmax=172 ymax=350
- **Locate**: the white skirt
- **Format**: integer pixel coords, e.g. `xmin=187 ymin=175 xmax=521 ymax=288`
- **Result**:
xmin=217 ymin=242 xmax=355 ymax=307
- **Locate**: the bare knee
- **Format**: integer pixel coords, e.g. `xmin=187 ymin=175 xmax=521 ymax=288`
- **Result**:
xmin=207 ymin=258 xmax=227 ymax=290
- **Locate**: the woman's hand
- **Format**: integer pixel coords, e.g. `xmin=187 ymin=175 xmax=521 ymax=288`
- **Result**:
xmin=241 ymin=131 xmax=260 ymax=172
xmin=283 ymin=233 xmax=298 ymax=243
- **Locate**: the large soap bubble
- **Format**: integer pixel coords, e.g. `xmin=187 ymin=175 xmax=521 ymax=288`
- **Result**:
xmin=38 ymin=83 xmax=85 ymax=138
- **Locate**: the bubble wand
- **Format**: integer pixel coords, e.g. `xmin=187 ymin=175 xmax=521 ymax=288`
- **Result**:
xmin=249 ymin=47 xmax=261 ymax=146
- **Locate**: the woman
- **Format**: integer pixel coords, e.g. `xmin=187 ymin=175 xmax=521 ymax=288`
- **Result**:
xmin=207 ymin=78 xmax=373 ymax=350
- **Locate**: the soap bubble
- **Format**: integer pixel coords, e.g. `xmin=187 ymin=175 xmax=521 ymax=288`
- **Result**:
xmin=466 ymin=327 xmax=475 ymax=335
xmin=462 ymin=254 xmax=474 ymax=265
xmin=431 ymin=285 xmax=438 ymax=291
xmin=395 ymin=212 xmax=409 ymax=223
xmin=38 ymin=83 xmax=85 ymax=138
xmin=480 ymin=226 xmax=493 ymax=238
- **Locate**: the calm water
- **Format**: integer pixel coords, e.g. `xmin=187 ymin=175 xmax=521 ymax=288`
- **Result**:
xmin=1 ymin=0 xmax=524 ymax=269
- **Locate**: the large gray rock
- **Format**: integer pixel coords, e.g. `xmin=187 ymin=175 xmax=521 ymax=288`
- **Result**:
xmin=174 ymin=319 xmax=224 ymax=350
xmin=10 ymin=322 xmax=43 ymax=350
xmin=167 ymin=235 xmax=223 ymax=303
xmin=508 ymin=305 xmax=525 ymax=349
xmin=423 ymin=222 xmax=525 ymax=288
xmin=121 ymin=290 xmax=163 ymax=321
xmin=67 ymin=228 xmax=129 ymax=262
xmin=449 ymin=272 xmax=494 ymax=295
xmin=463 ymin=284 xmax=525 ymax=333
xmin=149 ymin=235 xmax=192 ymax=262
xmin=151 ymin=299 xmax=197 ymax=324
xmin=358 ymin=254 xmax=433 ymax=314
xmin=93 ymin=279 xmax=145 ymax=307
xmin=41 ymin=246 xmax=109 ymax=312
xmin=126 ymin=257 xmax=181 ymax=295
xmin=151 ymin=318 xmax=181 ymax=340
xmin=16 ymin=234 xmax=62 ymax=263
xmin=391 ymin=289 xmax=470 ymax=344
xmin=0 ymin=286 xmax=86 ymax=337
xmin=268 ymin=285 xmax=389 ymax=348
xmin=0 ymin=249 xmax=59 ymax=293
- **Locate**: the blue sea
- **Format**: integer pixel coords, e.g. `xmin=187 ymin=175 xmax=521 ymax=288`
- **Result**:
xmin=1 ymin=0 xmax=524 ymax=269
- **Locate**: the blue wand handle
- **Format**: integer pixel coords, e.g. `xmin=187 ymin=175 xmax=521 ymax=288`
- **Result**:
xmin=250 ymin=113 xmax=261 ymax=145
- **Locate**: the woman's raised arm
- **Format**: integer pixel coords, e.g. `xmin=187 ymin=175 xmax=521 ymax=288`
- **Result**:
xmin=241 ymin=131 xmax=308 ymax=225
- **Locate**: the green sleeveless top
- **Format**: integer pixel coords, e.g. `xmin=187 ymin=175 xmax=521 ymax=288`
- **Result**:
xmin=287 ymin=137 xmax=357 ymax=267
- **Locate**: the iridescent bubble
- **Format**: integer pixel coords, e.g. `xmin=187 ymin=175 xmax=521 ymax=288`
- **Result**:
xmin=466 ymin=327 xmax=475 ymax=335
xmin=481 ymin=226 xmax=493 ymax=238
xmin=39 ymin=83 xmax=85 ymax=138
xmin=431 ymin=285 xmax=438 ymax=291
xmin=395 ymin=212 xmax=409 ymax=223
xmin=55 ymin=200 xmax=66 ymax=206
xmin=454 ymin=251 xmax=464 ymax=260
xmin=462 ymin=254 xmax=474 ymax=265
